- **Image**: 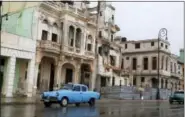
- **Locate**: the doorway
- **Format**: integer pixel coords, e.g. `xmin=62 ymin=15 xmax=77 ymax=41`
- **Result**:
xmin=49 ymin=64 xmax=55 ymax=91
xmin=65 ymin=69 xmax=73 ymax=84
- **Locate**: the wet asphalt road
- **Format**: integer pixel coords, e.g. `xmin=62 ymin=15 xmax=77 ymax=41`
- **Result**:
xmin=1 ymin=101 xmax=184 ymax=117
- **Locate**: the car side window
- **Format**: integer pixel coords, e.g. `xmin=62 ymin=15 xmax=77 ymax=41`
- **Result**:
xmin=73 ymin=86 xmax=81 ymax=91
xmin=82 ymin=86 xmax=87 ymax=92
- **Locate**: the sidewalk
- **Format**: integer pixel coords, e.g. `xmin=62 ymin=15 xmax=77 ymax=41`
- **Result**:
xmin=1 ymin=97 xmax=168 ymax=105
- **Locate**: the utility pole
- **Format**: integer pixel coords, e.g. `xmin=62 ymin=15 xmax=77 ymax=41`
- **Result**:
xmin=92 ymin=1 xmax=100 ymax=91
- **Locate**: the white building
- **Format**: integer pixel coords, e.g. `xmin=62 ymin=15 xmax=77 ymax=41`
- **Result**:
xmin=0 ymin=3 xmax=37 ymax=97
xmin=114 ymin=37 xmax=182 ymax=91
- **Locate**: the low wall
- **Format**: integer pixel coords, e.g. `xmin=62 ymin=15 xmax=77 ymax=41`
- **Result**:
xmin=101 ymin=86 xmax=173 ymax=100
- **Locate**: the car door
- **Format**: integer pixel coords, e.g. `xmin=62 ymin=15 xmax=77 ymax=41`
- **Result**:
xmin=81 ymin=86 xmax=89 ymax=102
xmin=72 ymin=85 xmax=83 ymax=103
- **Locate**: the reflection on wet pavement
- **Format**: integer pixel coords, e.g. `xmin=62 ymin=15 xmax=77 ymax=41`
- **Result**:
xmin=1 ymin=102 xmax=184 ymax=117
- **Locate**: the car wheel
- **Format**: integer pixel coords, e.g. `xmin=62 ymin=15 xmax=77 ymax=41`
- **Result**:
xmin=60 ymin=98 xmax=68 ymax=107
xmin=75 ymin=103 xmax=80 ymax=107
xmin=169 ymin=100 xmax=173 ymax=104
xmin=88 ymin=98 xmax=95 ymax=107
xmin=44 ymin=102 xmax=51 ymax=107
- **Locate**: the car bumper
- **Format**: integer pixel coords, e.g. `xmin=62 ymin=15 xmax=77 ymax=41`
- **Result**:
xmin=41 ymin=96 xmax=59 ymax=102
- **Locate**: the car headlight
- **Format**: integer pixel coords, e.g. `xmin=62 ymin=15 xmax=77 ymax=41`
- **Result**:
xmin=56 ymin=92 xmax=59 ymax=96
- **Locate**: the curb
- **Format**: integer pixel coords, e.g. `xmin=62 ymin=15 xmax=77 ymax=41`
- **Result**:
xmin=1 ymin=99 xmax=168 ymax=105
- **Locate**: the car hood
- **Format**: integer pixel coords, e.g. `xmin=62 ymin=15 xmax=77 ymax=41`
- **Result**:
xmin=43 ymin=89 xmax=72 ymax=96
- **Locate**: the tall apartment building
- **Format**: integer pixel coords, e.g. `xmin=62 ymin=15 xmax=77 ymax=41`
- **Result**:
xmin=0 ymin=1 xmax=122 ymax=96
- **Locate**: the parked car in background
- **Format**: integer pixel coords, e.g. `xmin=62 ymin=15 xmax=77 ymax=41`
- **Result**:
xmin=41 ymin=83 xmax=100 ymax=107
xmin=169 ymin=90 xmax=184 ymax=104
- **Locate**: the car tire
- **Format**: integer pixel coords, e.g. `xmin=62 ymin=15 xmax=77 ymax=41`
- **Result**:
xmin=169 ymin=100 xmax=173 ymax=104
xmin=75 ymin=103 xmax=80 ymax=107
xmin=60 ymin=98 xmax=68 ymax=107
xmin=88 ymin=98 xmax=95 ymax=107
xmin=44 ymin=102 xmax=51 ymax=107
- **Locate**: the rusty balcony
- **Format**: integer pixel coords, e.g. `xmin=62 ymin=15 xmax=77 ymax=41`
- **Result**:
xmin=37 ymin=40 xmax=61 ymax=54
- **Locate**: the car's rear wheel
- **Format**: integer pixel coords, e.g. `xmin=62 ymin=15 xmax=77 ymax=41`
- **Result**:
xmin=60 ymin=98 xmax=68 ymax=107
xmin=75 ymin=103 xmax=80 ymax=107
xmin=44 ymin=102 xmax=52 ymax=107
xmin=88 ymin=98 xmax=95 ymax=107
xmin=169 ymin=100 xmax=173 ymax=104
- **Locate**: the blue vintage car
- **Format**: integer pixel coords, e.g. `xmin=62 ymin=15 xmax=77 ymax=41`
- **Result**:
xmin=41 ymin=83 xmax=100 ymax=107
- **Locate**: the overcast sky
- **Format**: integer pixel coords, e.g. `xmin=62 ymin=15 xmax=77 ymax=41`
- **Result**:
xmin=90 ymin=2 xmax=184 ymax=55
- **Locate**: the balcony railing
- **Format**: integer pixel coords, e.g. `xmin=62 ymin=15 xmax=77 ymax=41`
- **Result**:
xmin=85 ymin=51 xmax=95 ymax=57
xmin=62 ymin=45 xmax=81 ymax=54
xmin=42 ymin=2 xmax=85 ymax=17
xmin=37 ymin=40 xmax=61 ymax=53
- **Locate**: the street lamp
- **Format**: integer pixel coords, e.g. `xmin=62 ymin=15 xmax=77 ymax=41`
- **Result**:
xmin=156 ymin=28 xmax=168 ymax=100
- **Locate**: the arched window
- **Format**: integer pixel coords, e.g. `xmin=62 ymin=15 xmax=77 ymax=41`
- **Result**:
xmin=68 ymin=26 xmax=75 ymax=46
xmin=52 ymin=23 xmax=58 ymax=42
xmin=75 ymin=28 xmax=82 ymax=48
xmin=41 ymin=19 xmax=49 ymax=40
xmin=86 ymin=35 xmax=93 ymax=51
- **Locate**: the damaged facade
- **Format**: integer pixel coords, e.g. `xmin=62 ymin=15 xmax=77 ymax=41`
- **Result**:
xmin=0 ymin=1 xmax=183 ymax=97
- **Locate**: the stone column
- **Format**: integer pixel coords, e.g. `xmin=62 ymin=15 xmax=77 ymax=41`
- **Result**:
xmin=54 ymin=64 xmax=62 ymax=89
xmin=73 ymin=28 xmax=76 ymax=48
xmin=74 ymin=65 xmax=80 ymax=84
xmin=5 ymin=56 xmax=16 ymax=97
xmin=26 ymin=59 xmax=35 ymax=97
xmin=33 ymin=62 xmax=40 ymax=96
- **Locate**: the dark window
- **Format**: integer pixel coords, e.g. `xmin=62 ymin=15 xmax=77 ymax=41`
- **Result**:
xmin=152 ymin=57 xmax=157 ymax=70
xmin=82 ymin=86 xmax=87 ymax=92
xmin=41 ymin=30 xmax=48 ymax=40
xmin=141 ymin=77 xmax=145 ymax=82
xmin=112 ymin=77 xmax=115 ymax=86
xmin=98 ymin=47 xmax=102 ymax=55
xmin=161 ymin=43 xmax=163 ymax=47
xmin=100 ymin=11 xmax=102 ymax=16
xmin=125 ymin=44 xmax=127 ymax=49
xmin=99 ymin=31 xmax=102 ymax=37
xmin=110 ymin=55 xmax=116 ymax=66
xmin=165 ymin=45 xmax=168 ymax=49
xmin=174 ymin=63 xmax=176 ymax=73
xmin=87 ymin=44 xmax=92 ymax=51
xmin=121 ymin=59 xmax=124 ymax=69
xmin=126 ymin=57 xmax=129 ymax=60
xmin=170 ymin=62 xmax=173 ymax=72
xmin=70 ymin=38 xmax=74 ymax=46
xmin=0 ymin=59 xmax=5 ymax=66
xmin=151 ymin=42 xmax=154 ymax=46
xmin=73 ymin=86 xmax=81 ymax=91
xmin=52 ymin=33 xmax=58 ymax=42
xmin=132 ymin=58 xmax=137 ymax=70
xmin=135 ymin=43 xmax=140 ymax=49
xmin=111 ymin=34 xmax=113 ymax=42
xmin=143 ymin=57 xmax=148 ymax=70
xmin=112 ymin=15 xmax=114 ymax=20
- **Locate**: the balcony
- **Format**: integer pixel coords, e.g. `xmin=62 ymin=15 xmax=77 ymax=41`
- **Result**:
xmin=42 ymin=2 xmax=85 ymax=17
xmin=85 ymin=51 xmax=95 ymax=58
xmin=104 ymin=64 xmax=121 ymax=71
xmin=37 ymin=40 xmax=61 ymax=54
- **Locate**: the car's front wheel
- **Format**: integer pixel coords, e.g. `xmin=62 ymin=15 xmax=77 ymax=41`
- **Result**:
xmin=44 ymin=102 xmax=52 ymax=107
xmin=60 ymin=98 xmax=68 ymax=107
xmin=75 ymin=103 xmax=80 ymax=107
xmin=88 ymin=98 xmax=95 ymax=107
xmin=169 ymin=100 xmax=173 ymax=104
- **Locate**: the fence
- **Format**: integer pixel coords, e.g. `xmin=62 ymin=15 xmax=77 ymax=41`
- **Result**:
xmin=100 ymin=86 xmax=173 ymax=100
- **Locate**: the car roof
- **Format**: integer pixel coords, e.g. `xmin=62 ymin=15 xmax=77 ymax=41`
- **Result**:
xmin=67 ymin=83 xmax=87 ymax=87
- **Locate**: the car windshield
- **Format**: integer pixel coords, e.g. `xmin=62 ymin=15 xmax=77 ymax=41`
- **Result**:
xmin=62 ymin=84 xmax=73 ymax=90
xmin=174 ymin=91 xmax=184 ymax=96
